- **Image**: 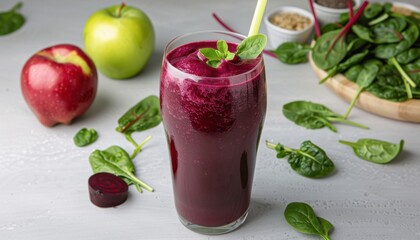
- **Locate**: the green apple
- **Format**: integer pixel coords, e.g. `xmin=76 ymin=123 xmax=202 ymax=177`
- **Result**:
xmin=83 ymin=3 xmax=154 ymax=79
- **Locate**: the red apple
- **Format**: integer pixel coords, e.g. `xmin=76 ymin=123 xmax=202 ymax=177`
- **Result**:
xmin=21 ymin=44 xmax=98 ymax=127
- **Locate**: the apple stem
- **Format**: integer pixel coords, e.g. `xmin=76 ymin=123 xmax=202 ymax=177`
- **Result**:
xmin=117 ymin=2 xmax=126 ymax=17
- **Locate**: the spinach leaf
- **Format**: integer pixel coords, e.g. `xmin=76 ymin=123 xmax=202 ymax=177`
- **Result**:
xmin=0 ymin=2 xmax=25 ymax=36
xmin=374 ymin=24 xmax=419 ymax=59
xmin=389 ymin=57 xmax=417 ymax=99
xmin=313 ymin=2 xmax=369 ymax=70
xmin=368 ymin=66 xmax=409 ymax=102
xmin=272 ymin=42 xmax=311 ymax=64
xmin=282 ymin=100 xmax=368 ymax=133
xmin=284 ymin=202 xmax=333 ymax=240
xmin=352 ymin=16 xmax=407 ymax=44
xmin=404 ymin=58 xmax=420 ymax=86
xmin=73 ymin=128 xmax=98 ymax=147
xmin=320 ymin=49 xmax=368 ymax=84
xmin=89 ymin=145 xmax=153 ymax=192
xmin=266 ymin=140 xmax=335 ymax=178
xmin=236 ymin=33 xmax=267 ymax=60
xmin=339 ymin=138 xmax=404 ymax=164
xmin=116 ymin=95 xmax=161 ymax=147
xmin=363 ymin=2 xmax=383 ymax=20
xmin=346 ymin=37 xmax=368 ymax=53
xmin=343 ymin=59 xmax=382 ymax=118
xmin=396 ymin=48 xmax=420 ymax=64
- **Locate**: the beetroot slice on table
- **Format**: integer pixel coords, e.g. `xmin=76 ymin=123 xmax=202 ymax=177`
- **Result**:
xmin=88 ymin=172 xmax=129 ymax=208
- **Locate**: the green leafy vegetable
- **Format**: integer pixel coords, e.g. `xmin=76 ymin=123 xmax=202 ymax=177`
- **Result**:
xmin=89 ymin=145 xmax=153 ymax=192
xmin=365 ymin=64 xmax=411 ymax=102
xmin=199 ymin=34 xmax=266 ymax=68
xmin=319 ymin=49 xmax=368 ymax=84
xmin=266 ymin=140 xmax=335 ymax=178
xmin=389 ymin=57 xmax=417 ymax=99
xmin=282 ymin=100 xmax=369 ymax=133
xmin=339 ymin=138 xmax=404 ymax=164
xmin=343 ymin=59 xmax=382 ymax=118
xmin=312 ymin=29 xmax=348 ymax=70
xmin=396 ymin=48 xmax=420 ymax=64
xmin=284 ymin=202 xmax=333 ymax=240
xmin=116 ymin=95 xmax=161 ymax=151
xmin=309 ymin=2 xmax=420 ymax=104
xmin=352 ymin=16 xmax=407 ymax=44
xmin=199 ymin=40 xmax=235 ymax=68
xmin=373 ymin=24 xmax=419 ymax=59
xmin=73 ymin=128 xmax=98 ymax=147
xmin=272 ymin=42 xmax=311 ymax=64
xmin=363 ymin=2 xmax=383 ymax=20
xmin=0 ymin=2 xmax=25 ymax=36
xmin=313 ymin=1 xmax=369 ymax=70
xmin=236 ymin=33 xmax=267 ymax=59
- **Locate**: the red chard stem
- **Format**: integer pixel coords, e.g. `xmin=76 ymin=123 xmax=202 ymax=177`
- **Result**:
xmin=309 ymin=0 xmax=321 ymax=38
xmin=347 ymin=0 xmax=354 ymax=18
xmin=326 ymin=1 xmax=369 ymax=56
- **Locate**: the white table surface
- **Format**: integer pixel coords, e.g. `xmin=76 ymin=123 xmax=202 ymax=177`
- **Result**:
xmin=1 ymin=0 xmax=420 ymax=239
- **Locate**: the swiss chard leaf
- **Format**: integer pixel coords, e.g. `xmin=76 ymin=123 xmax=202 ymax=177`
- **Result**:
xmin=284 ymin=202 xmax=333 ymax=240
xmin=89 ymin=145 xmax=153 ymax=192
xmin=312 ymin=30 xmax=348 ymax=70
xmin=116 ymin=95 xmax=161 ymax=146
xmin=0 ymin=2 xmax=25 ymax=36
xmin=73 ymin=128 xmax=98 ymax=147
xmin=339 ymin=138 xmax=404 ymax=164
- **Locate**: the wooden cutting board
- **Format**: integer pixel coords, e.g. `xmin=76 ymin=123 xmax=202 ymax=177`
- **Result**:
xmin=309 ymin=52 xmax=420 ymax=123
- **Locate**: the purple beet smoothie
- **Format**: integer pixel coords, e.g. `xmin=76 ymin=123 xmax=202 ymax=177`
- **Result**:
xmin=160 ymin=41 xmax=266 ymax=227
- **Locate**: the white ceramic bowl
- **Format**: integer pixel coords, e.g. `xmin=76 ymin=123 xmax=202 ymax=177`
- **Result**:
xmin=264 ymin=6 xmax=314 ymax=49
xmin=392 ymin=2 xmax=420 ymax=14
xmin=314 ymin=0 xmax=361 ymax=25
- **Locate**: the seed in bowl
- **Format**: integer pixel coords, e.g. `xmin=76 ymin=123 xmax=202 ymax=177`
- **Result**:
xmin=269 ymin=12 xmax=311 ymax=31
xmin=392 ymin=5 xmax=415 ymax=17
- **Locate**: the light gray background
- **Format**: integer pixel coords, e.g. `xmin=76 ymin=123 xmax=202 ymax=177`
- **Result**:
xmin=1 ymin=0 xmax=419 ymax=239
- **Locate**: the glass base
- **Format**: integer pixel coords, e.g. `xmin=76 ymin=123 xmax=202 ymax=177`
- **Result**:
xmin=178 ymin=209 xmax=249 ymax=235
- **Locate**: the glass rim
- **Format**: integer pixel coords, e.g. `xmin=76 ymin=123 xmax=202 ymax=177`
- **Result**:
xmin=163 ymin=30 xmax=264 ymax=82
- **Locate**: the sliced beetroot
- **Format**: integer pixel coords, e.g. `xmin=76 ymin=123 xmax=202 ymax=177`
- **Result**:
xmin=88 ymin=172 xmax=128 ymax=208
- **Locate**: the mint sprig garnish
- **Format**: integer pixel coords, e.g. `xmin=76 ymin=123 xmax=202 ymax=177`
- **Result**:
xmin=199 ymin=34 xmax=267 ymax=68
xmin=199 ymin=40 xmax=235 ymax=68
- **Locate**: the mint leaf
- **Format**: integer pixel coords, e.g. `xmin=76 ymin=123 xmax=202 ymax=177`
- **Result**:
xmin=226 ymin=52 xmax=235 ymax=61
xmin=198 ymin=35 xmax=266 ymax=68
xmin=236 ymin=34 xmax=267 ymax=60
xmin=199 ymin=48 xmax=220 ymax=60
xmin=217 ymin=40 xmax=229 ymax=56
xmin=199 ymin=40 xmax=235 ymax=68
xmin=207 ymin=60 xmax=221 ymax=68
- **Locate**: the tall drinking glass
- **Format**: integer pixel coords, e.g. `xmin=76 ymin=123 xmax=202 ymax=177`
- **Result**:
xmin=160 ymin=31 xmax=267 ymax=235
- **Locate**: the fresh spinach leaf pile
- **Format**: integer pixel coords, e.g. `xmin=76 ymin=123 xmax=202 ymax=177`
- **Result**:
xmin=312 ymin=2 xmax=420 ymax=116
